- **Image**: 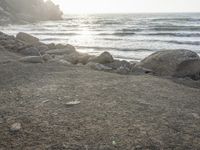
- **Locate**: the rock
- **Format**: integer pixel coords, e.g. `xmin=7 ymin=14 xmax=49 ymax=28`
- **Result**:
xmin=105 ymin=60 xmax=135 ymax=70
xmin=42 ymin=54 xmax=52 ymax=62
xmin=47 ymin=43 xmax=56 ymax=49
xmin=137 ymin=50 xmax=200 ymax=76
xmin=19 ymin=47 xmax=40 ymax=56
xmin=175 ymin=59 xmax=200 ymax=80
xmin=89 ymin=51 xmax=114 ymax=64
xmin=10 ymin=123 xmax=21 ymax=132
xmin=65 ymin=100 xmax=81 ymax=106
xmin=19 ymin=56 xmax=44 ymax=63
xmin=116 ymin=66 xmax=131 ymax=74
xmin=54 ymin=44 xmax=76 ymax=51
xmin=36 ymin=44 xmax=49 ymax=53
xmin=57 ymin=59 xmax=71 ymax=65
xmin=64 ymin=52 xmax=91 ymax=65
xmin=16 ymin=32 xmax=39 ymax=44
xmin=87 ymin=62 xmax=112 ymax=71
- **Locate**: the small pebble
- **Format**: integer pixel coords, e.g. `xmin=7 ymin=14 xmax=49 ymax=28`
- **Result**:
xmin=10 ymin=123 xmax=21 ymax=132
xmin=112 ymin=141 xmax=116 ymax=145
xmin=66 ymin=100 xmax=80 ymax=106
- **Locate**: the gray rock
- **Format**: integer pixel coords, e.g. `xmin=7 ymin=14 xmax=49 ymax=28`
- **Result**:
xmin=47 ymin=43 xmax=56 ymax=49
xmin=19 ymin=47 xmax=40 ymax=56
xmin=10 ymin=123 xmax=21 ymax=132
xmin=137 ymin=50 xmax=200 ymax=76
xmin=106 ymin=60 xmax=134 ymax=69
xmin=19 ymin=56 xmax=43 ymax=63
xmin=37 ymin=44 xmax=49 ymax=52
xmin=64 ymin=52 xmax=91 ymax=65
xmin=42 ymin=54 xmax=52 ymax=62
xmin=16 ymin=32 xmax=39 ymax=44
xmin=175 ymin=59 xmax=200 ymax=80
xmin=89 ymin=51 xmax=114 ymax=64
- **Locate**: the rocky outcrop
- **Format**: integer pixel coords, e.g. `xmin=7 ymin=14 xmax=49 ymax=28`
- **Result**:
xmin=0 ymin=0 xmax=63 ymax=25
xmin=137 ymin=50 xmax=200 ymax=78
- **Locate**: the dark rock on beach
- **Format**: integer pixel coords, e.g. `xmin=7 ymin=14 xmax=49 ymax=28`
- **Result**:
xmin=137 ymin=49 xmax=200 ymax=78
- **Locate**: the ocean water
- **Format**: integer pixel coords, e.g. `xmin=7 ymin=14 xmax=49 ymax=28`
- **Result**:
xmin=1 ymin=13 xmax=200 ymax=61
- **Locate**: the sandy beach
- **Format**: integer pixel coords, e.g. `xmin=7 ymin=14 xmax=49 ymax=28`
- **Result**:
xmin=0 ymin=31 xmax=200 ymax=149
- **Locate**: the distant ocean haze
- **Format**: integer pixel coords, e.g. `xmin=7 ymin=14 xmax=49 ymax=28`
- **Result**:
xmin=1 ymin=13 xmax=200 ymax=61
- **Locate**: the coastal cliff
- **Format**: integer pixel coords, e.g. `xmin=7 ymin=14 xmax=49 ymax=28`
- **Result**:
xmin=0 ymin=0 xmax=63 ymax=25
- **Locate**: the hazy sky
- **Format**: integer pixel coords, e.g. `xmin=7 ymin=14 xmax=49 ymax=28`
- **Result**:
xmin=51 ymin=0 xmax=200 ymax=14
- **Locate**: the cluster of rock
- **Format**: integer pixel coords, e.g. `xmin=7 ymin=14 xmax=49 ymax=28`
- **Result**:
xmin=0 ymin=0 xmax=62 ymax=25
xmin=0 ymin=31 xmax=200 ymax=80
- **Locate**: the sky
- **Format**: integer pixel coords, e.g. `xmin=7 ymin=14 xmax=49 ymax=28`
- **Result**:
xmin=50 ymin=0 xmax=200 ymax=14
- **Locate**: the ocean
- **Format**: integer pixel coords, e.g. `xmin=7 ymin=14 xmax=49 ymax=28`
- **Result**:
xmin=1 ymin=13 xmax=200 ymax=61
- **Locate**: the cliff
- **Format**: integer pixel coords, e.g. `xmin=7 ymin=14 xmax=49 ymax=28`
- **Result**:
xmin=0 ymin=0 xmax=63 ymax=25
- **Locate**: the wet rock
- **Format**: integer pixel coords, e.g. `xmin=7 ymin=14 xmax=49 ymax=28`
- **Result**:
xmin=137 ymin=50 xmax=200 ymax=77
xmin=19 ymin=56 xmax=43 ymax=63
xmin=10 ymin=123 xmax=21 ymax=132
xmin=19 ymin=47 xmax=40 ymax=56
xmin=89 ymin=51 xmax=114 ymax=64
xmin=16 ymin=32 xmax=39 ymax=44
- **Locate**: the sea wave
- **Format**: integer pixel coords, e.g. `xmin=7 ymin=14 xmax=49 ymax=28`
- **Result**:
xmin=150 ymin=26 xmax=200 ymax=31
xmin=151 ymin=18 xmax=200 ymax=22
xmin=76 ymin=46 xmax=154 ymax=52
xmin=141 ymin=32 xmax=200 ymax=37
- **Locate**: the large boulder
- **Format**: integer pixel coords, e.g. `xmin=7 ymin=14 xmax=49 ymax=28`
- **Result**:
xmin=137 ymin=50 xmax=200 ymax=77
xmin=16 ymin=32 xmax=39 ymax=44
xmin=89 ymin=51 xmax=114 ymax=64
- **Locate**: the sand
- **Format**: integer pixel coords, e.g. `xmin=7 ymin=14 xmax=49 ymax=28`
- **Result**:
xmin=0 ymin=50 xmax=199 ymax=149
